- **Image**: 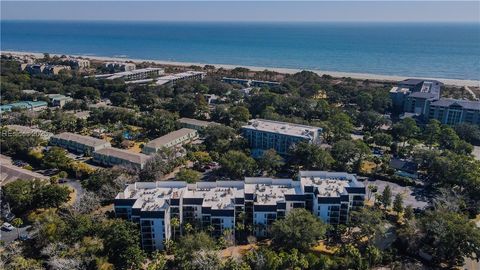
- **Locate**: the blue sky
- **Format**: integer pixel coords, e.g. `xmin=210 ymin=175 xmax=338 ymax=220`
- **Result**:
xmin=1 ymin=1 xmax=479 ymax=22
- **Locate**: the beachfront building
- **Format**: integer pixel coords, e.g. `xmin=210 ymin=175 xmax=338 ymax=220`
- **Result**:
xmin=5 ymin=125 xmax=53 ymax=140
xmin=61 ymin=58 xmax=90 ymax=69
xmin=177 ymin=117 xmax=219 ymax=131
xmin=92 ymin=147 xmax=152 ymax=170
xmin=105 ymin=62 xmax=136 ymax=72
xmin=94 ymin=67 xmax=164 ymax=81
xmin=50 ymin=132 xmax=111 ymax=155
xmin=20 ymin=64 xmax=71 ymax=75
xmin=241 ymin=119 xmax=322 ymax=156
xmin=426 ymin=99 xmax=480 ymax=125
xmin=389 ymin=79 xmax=443 ymax=113
xmin=155 ymin=71 xmax=206 ymax=86
xmin=114 ymin=171 xmax=364 ymax=251
xmin=0 ymin=101 xmax=48 ymax=113
xmin=222 ymin=77 xmax=281 ymax=88
xmin=142 ymin=128 xmax=198 ymax=155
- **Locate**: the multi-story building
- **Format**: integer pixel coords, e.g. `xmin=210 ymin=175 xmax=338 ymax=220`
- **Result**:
xmin=142 ymin=128 xmax=198 ymax=155
xmin=47 ymin=94 xmax=74 ymax=108
xmin=155 ymin=71 xmax=206 ymax=86
xmin=222 ymin=77 xmax=281 ymax=88
xmin=94 ymin=67 xmax=164 ymax=81
xmin=50 ymin=132 xmax=111 ymax=154
xmin=92 ymin=147 xmax=152 ymax=170
xmin=389 ymin=79 xmax=443 ymax=112
xmin=5 ymin=125 xmax=53 ymax=140
xmin=242 ymin=119 xmax=322 ymax=156
xmin=426 ymin=99 xmax=480 ymax=125
xmin=114 ymin=171 xmax=364 ymax=251
xmin=20 ymin=64 xmax=71 ymax=75
xmin=104 ymin=62 xmax=136 ymax=72
xmin=62 ymin=58 xmax=90 ymax=69
xmin=0 ymin=101 xmax=48 ymax=113
xmin=177 ymin=118 xmax=219 ymax=131
xmin=299 ymin=171 xmax=365 ymax=225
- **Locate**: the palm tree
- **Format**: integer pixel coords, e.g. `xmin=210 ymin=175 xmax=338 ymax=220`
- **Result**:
xmin=171 ymin=217 xmax=180 ymax=240
xmin=184 ymin=222 xmax=193 ymax=235
xmin=11 ymin=218 xmax=23 ymax=240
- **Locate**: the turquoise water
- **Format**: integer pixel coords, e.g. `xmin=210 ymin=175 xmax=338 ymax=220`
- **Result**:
xmin=1 ymin=21 xmax=479 ymax=80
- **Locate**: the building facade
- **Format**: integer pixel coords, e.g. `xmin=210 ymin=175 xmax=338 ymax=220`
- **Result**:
xmin=50 ymin=132 xmax=111 ymax=154
xmin=155 ymin=71 xmax=206 ymax=86
xmin=114 ymin=171 xmax=365 ymax=251
xmin=0 ymin=101 xmax=48 ymax=113
xmin=92 ymin=147 xmax=152 ymax=169
xmin=426 ymin=99 xmax=480 ymax=125
xmin=142 ymin=128 xmax=198 ymax=155
xmin=177 ymin=118 xmax=218 ymax=131
xmin=242 ymin=119 xmax=322 ymax=156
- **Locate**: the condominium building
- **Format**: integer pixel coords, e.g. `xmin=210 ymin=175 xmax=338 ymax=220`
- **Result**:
xmin=61 ymin=58 xmax=90 ymax=69
xmin=222 ymin=77 xmax=281 ymax=88
xmin=142 ymin=128 xmax=198 ymax=155
xmin=0 ymin=101 xmax=48 ymax=113
xmin=241 ymin=119 xmax=322 ymax=156
xmin=155 ymin=71 xmax=206 ymax=86
xmin=92 ymin=147 xmax=152 ymax=170
xmin=389 ymin=79 xmax=443 ymax=112
xmin=114 ymin=171 xmax=365 ymax=251
xmin=50 ymin=132 xmax=111 ymax=154
xmin=104 ymin=62 xmax=136 ymax=72
xmin=177 ymin=118 xmax=219 ymax=131
xmin=94 ymin=67 xmax=164 ymax=81
xmin=5 ymin=125 xmax=53 ymax=140
xmin=20 ymin=64 xmax=71 ymax=75
xmin=47 ymin=94 xmax=73 ymax=108
xmin=426 ymin=99 xmax=480 ymax=125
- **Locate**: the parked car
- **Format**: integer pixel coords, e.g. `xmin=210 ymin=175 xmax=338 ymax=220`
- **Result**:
xmin=19 ymin=234 xmax=30 ymax=241
xmin=1 ymin=222 xmax=15 ymax=231
xmin=2 ymin=212 xmax=15 ymax=222
xmin=58 ymin=178 xmax=68 ymax=184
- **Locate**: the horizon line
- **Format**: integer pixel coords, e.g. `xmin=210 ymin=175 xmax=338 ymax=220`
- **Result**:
xmin=2 ymin=19 xmax=479 ymax=23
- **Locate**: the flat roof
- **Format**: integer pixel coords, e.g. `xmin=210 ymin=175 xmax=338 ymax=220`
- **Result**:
xmin=242 ymin=119 xmax=321 ymax=138
xmin=178 ymin=117 xmax=218 ymax=127
xmin=52 ymin=132 xmax=111 ymax=148
xmin=245 ymin=177 xmax=302 ymax=205
xmin=144 ymin=128 xmax=197 ymax=149
xmin=299 ymin=171 xmax=362 ymax=197
xmin=94 ymin=147 xmax=151 ymax=165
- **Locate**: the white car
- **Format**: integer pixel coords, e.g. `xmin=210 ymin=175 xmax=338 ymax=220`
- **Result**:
xmin=1 ymin=222 xmax=15 ymax=231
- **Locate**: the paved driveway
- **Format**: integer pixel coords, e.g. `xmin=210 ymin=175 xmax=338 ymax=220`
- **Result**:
xmin=1 ymin=225 xmax=31 ymax=244
xmin=363 ymin=179 xmax=429 ymax=209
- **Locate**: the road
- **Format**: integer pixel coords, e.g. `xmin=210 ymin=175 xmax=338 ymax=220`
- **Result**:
xmin=60 ymin=179 xmax=85 ymax=205
xmin=1 ymin=225 xmax=31 ymax=244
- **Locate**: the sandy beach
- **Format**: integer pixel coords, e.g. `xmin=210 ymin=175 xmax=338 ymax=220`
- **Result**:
xmin=3 ymin=50 xmax=479 ymax=88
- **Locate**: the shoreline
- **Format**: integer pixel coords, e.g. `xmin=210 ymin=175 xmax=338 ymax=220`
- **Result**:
xmin=3 ymin=50 xmax=479 ymax=87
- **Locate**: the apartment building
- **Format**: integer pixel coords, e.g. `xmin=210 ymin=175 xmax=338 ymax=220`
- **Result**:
xmin=5 ymin=125 xmax=53 ymax=140
xmin=389 ymin=79 xmax=443 ymax=112
xmin=142 ymin=128 xmax=198 ymax=155
xmin=94 ymin=67 xmax=164 ymax=81
xmin=50 ymin=132 xmax=111 ymax=154
xmin=114 ymin=171 xmax=364 ymax=251
xmin=47 ymin=94 xmax=73 ymax=108
xmin=155 ymin=71 xmax=206 ymax=86
xmin=104 ymin=62 xmax=136 ymax=72
xmin=177 ymin=118 xmax=218 ymax=131
xmin=222 ymin=77 xmax=281 ymax=88
xmin=61 ymin=58 xmax=90 ymax=69
xmin=242 ymin=119 xmax=322 ymax=156
xmin=0 ymin=101 xmax=48 ymax=113
xmin=92 ymin=147 xmax=152 ymax=170
xmin=20 ymin=64 xmax=71 ymax=75
xmin=427 ymin=99 xmax=480 ymax=125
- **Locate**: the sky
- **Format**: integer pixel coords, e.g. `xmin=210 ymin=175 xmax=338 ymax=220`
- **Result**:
xmin=1 ymin=1 xmax=479 ymax=22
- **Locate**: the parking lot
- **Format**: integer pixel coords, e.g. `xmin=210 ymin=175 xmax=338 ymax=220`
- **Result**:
xmin=1 ymin=224 xmax=31 ymax=244
xmin=363 ymin=179 xmax=429 ymax=209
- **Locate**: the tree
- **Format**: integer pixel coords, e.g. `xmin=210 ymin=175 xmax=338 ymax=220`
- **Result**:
xmin=101 ymin=219 xmax=145 ymax=269
xmin=356 ymin=92 xmax=373 ymax=111
xmin=11 ymin=217 xmax=23 ymax=240
xmin=42 ymin=147 xmax=72 ymax=171
xmin=372 ymin=133 xmax=392 ymax=147
xmin=423 ymin=119 xmax=441 ymax=148
xmin=288 ymin=142 xmax=334 ymax=170
xmin=258 ymin=149 xmax=284 ymax=176
xmin=219 ymin=150 xmax=257 ymax=179
xmin=392 ymin=118 xmax=419 ymax=146
xmin=455 ymin=123 xmax=480 ymax=145
xmin=176 ymin=168 xmax=202 ymax=183
xmin=439 ymin=126 xmax=460 ymax=151
xmin=350 ymin=207 xmax=385 ymax=245
xmin=381 ymin=186 xmax=392 ymax=208
xmin=326 ymin=112 xmax=354 ymax=142
xmin=171 ymin=217 xmax=180 ymax=240
xmin=174 ymin=232 xmax=217 ymax=270
xmin=190 ymin=151 xmax=212 ymax=168
xmin=393 ymin=193 xmax=404 ymax=214
xmin=416 ymin=210 xmax=480 ymax=267
xmin=147 ymin=251 xmax=167 ymax=270
xmin=331 ymin=139 xmax=370 ymax=172
xmin=357 ymin=111 xmax=386 ymax=132
xmin=270 ymin=208 xmax=328 ymax=251
xmin=404 ymin=205 xmax=414 ymax=220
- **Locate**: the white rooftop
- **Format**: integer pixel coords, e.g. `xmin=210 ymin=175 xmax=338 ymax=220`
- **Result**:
xmin=243 ymin=119 xmax=321 ymax=139
xmin=299 ymin=171 xmax=361 ymax=197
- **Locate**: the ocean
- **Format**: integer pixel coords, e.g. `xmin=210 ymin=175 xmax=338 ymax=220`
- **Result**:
xmin=1 ymin=21 xmax=479 ymax=80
